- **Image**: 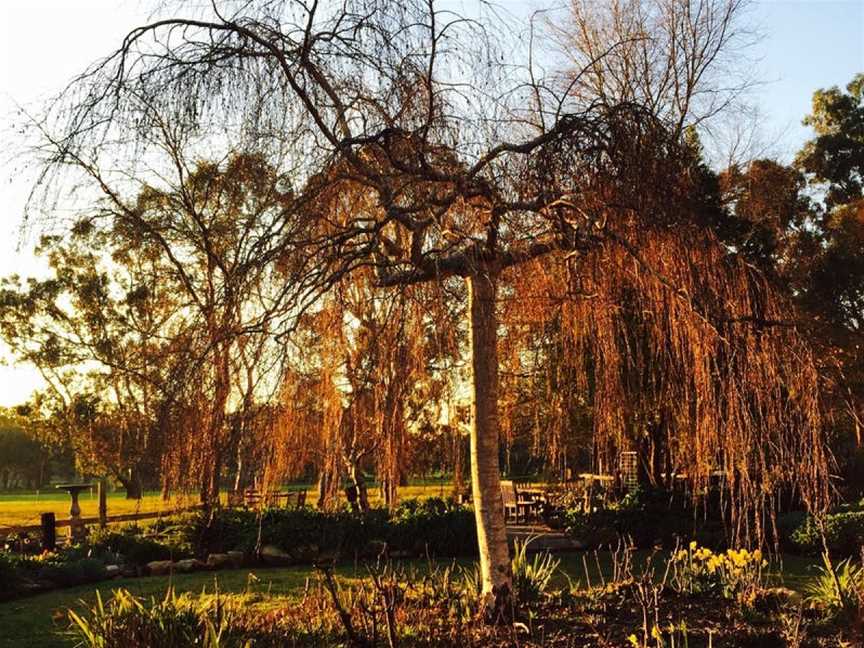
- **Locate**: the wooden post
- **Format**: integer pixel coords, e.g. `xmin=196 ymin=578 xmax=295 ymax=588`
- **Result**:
xmin=40 ymin=512 xmax=56 ymax=552
xmin=98 ymin=480 xmax=108 ymax=529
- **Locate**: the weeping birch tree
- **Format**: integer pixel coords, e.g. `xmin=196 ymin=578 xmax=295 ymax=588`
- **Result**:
xmin=24 ymin=0 xmax=829 ymax=619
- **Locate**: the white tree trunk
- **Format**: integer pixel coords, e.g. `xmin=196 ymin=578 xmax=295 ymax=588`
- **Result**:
xmin=467 ymin=272 xmax=512 ymax=620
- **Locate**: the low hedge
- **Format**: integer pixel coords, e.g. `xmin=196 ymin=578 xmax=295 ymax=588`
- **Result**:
xmin=0 ymin=552 xmax=23 ymax=598
xmin=387 ymin=498 xmax=477 ymax=556
xmin=563 ymin=507 xmax=701 ymax=549
xmin=0 ymin=551 xmax=107 ymax=598
xmin=88 ymin=526 xmax=193 ymax=565
xmin=0 ymin=497 xmax=478 ymax=600
xmin=780 ymin=510 xmax=864 ymax=557
xmin=562 ymin=488 xmax=708 ymax=549
xmin=185 ymin=497 xmax=477 ymax=559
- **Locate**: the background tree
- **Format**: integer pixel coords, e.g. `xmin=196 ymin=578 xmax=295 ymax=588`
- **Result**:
xmin=0 ymin=407 xmax=65 ymax=491
xmin=552 ymin=0 xmax=757 ymax=143
xmin=795 ymin=74 xmax=864 ymax=495
xmin=1 ymin=145 xmax=297 ymax=504
xmin=256 ymin=272 xmax=460 ymax=513
xmin=0 ymin=226 xmax=184 ymax=497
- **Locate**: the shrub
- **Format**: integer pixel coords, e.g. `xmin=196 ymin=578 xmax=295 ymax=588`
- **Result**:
xmin=1 ymin=546 xmax=114 ymax=590
xmin=88 ymin=527 xmax=190 ymax=565
xmin=0 ymin=552 xmax=23 ymax=598
xmin=2 ymin=530 xmax=41 ymax=555
xmin=562 ymin=491 xmax=695 ymax=549
xmin=387 ymin=498 xmax=476 ymax=557
xmin=184 ymin=499 xmax=476 ymax=560
xmin=786 ymin=511 xmax=864 ymax=557
xmin=39 ymin=557 xmax=107 ymax=587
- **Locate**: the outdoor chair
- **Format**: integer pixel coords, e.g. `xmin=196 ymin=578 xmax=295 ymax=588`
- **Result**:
xmin=500 ymin=480 xmax=520 ymax=522
xmin=501 ymin=480 xmax=538 ymax=523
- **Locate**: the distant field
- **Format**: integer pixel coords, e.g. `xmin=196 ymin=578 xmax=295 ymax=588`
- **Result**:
xmin=0 ymin=482 xmax=454 ymax=530
xmin=0 ymin=491 xmax=196 ymax=530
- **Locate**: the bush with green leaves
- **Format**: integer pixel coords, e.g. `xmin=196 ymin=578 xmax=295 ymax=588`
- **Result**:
xmin=2 ymin=550 xmax=107 ymax=589
xmin=183 ymin=506 xmax=389 ymax=557
xmin=560 ymin=487 xmax=735 ymax=550
xmin=563 ymin=507 xmax=695 ymax=549
xmin=182 ymin=498 xmax=476 ymax=560
xmin=784 ymin=511 xmax=864 ymax=557
xmin=387 ymin=497 xmax=477 ymax=556
xmin=0 ymin=552 xmax=23 ymax=598
xmin=88 ymin=526 xmax=191 ymax=565
xmin=35 ymin=555 xmax=107 ymax=587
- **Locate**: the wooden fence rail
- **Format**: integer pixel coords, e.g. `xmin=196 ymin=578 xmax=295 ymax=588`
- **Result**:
xmin=1 ymin=489 xmax=308 ymax=542
xmin=0 ymin=506 xmax=205 ymax=539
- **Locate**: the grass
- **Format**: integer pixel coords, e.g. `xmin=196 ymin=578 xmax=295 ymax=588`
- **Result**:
xmin=0 ymin=551 xmax=821 ymax=648
xmin=0 ymin=483 xmax=454 ymax=530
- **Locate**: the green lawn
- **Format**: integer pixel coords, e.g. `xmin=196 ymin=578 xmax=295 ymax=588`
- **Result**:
xmin=0 ymin=552 xmax=821 ymax=648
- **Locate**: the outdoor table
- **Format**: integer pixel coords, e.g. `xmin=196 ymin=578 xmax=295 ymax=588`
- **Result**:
xmin=518 ymin=488 xmax=546 ymax=502
xmin=56 ymin=483 xmax=92 ymax=542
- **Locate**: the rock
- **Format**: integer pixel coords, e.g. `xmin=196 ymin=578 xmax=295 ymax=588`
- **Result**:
xmin=317 ymin=550 xmax=338 ymax=564
xmin=260 ymin=544 xmax=293 ymax=566
xmin=174 ymin=559 xmax=206 ymax=573
xmin=389 ymin=549 xmax=411 ymax=560
xmin=206 ymin=553 xmax=232 ymax=570
xmin=227 ymin=551 xmax=245 ymax=568
xmin=361 ymin=540 xmax=388 ymax=559
xmin=147 ymin=560 xmax=174 ymax=576
xmin=290 ymin=544 xmax=320 ymax=563
xmin=756 ymin=587 xmax=803 ymax=610
xmin=19 ymin=580 xmax=52 ymax=595
xmin=105 ymin=565 xmax=122 ymax=578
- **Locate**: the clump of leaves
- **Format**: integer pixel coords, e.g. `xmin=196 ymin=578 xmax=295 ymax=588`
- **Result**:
xmin=512 ymin=538 xmax=561 ymax=604
xmin=69 ymin=588 xmax=206 ymax=648
xmin=464 ymin=538 xmax=560 ymax=605
xmin=805 ymin=552 xmax=863 ymax=622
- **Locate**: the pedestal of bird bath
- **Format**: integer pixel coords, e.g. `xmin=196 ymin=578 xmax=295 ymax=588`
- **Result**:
xmin=56 ymin=483 xmax=91 ymax=543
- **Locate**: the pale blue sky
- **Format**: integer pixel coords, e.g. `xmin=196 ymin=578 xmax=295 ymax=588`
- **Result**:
xmin=0 ymin=0 xmax=861 ymax=407
xmin=754 ymin=0 xmax=863 ymax=158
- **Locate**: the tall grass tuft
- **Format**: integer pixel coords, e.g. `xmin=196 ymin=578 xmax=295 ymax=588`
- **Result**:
xmin=463 ymin=537 xmax=561 ymax=605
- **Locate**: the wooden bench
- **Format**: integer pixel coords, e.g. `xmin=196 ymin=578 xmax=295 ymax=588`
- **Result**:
xmin=230 ymin=489 xmax=308 ymax=509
